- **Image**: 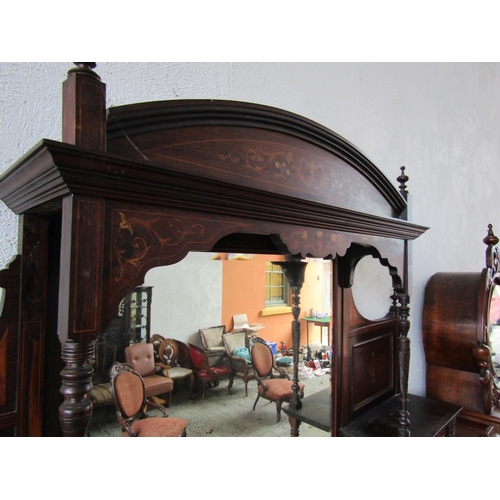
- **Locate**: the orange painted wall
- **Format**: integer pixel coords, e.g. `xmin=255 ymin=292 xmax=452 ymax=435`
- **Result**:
xmin=221 ymin=255 xmax=332 ymax=349
xmin=299 ymin=260 xmax=332 ymax=347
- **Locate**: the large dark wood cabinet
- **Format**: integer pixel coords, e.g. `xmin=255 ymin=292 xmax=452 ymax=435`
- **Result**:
xmin=0 ymin=63 xmax=430 ymax=437
xmin=423 ymin=225 xmax=500 ymax=436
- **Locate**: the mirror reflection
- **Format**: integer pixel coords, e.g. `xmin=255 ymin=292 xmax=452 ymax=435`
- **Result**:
xmin=89 ymin=249 xmax=396 ymax=436
xmin=351 ymin=255 xmax=393 ymax=321
xmin=489 ymin=284 xmax=500 ymax=372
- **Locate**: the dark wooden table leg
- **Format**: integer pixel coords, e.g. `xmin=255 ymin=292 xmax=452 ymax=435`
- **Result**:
xmin=288 ymin=416 xmax=301 ymax=437
xmin=445 ymin=418 xmax=456 ymax=437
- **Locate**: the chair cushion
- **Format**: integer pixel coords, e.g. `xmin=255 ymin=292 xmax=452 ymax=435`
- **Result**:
xmin=258 ymin=379 xmax=305 ymax=400
xmin=167 ymin=366 xmax=193 ymax=380
xmin=143 ymin=374 xmax=173 ymax=398
xmin=207 ymin=346 xmax=226 ymax=353
xmin=90 ymin=383 xmax=113 ymax=406
xmin=194 ymin=369 xmax=213 ymax=381
xmin=233 ymin=347 xmax=251 ymax=364
xmin=211 ymin=365 xmax=232 ymax=377
xmin=124 ymin=417 xmax=187 ymax=437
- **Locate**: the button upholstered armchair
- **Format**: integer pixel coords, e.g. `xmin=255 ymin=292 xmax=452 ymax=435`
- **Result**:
xmin=124 ymin=342 xmax=174 ymax=405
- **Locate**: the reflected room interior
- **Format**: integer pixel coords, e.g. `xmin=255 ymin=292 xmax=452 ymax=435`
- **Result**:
xmin=89 ymin=247 xmax=395 ymax=436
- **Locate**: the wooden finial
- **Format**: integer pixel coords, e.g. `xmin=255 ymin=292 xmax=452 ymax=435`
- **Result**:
xmin=484 ymin=224 xmax=499 ymax=270
xmin=483 ymin=224 xmax=499 ymax=246
xmin=62 ymin=62 xmax=106 ymax=150
xmin=73 ymin=62 xmax=97 ymax=70
xmin=397 ymin=166 xmax=409 ymax=196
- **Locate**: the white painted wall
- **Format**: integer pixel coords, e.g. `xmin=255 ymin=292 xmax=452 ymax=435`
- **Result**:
xmin=2 ymin=62 xmax=500 ymax=397
xmin=144 ymin=252 xmax=222 ymax=345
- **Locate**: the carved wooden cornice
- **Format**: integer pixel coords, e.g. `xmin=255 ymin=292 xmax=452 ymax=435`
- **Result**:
xmin=0 ymin=139 xmax=427 ymax=241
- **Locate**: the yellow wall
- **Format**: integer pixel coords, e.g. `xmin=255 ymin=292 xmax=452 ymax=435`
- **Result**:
xmin=221 ymin=255 xmax=331 ymax=348
xmin=300 ymin=260 xmax=332 ymax=346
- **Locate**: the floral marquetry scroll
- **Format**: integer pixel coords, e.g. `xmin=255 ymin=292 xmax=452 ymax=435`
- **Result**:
xmin=107 ymin=206 xmax=256 ymax=311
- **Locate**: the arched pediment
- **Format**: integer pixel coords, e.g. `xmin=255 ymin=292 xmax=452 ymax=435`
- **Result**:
xmin=107 ymin=100 xmax=407 ymax=219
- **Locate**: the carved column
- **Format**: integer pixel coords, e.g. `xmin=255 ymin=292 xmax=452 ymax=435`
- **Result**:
xmin=58 ymin=63 xmax=107 ymax=436
xmin=272 ymin=260 xmax=307 ymax=410
xmin=59 ymin=340 xmax=95 ymax=436
xmin=397 ymin=292 xmax=411 ymax=436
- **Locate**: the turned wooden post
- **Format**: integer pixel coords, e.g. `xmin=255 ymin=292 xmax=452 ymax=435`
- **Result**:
xmin=397 ymin=292 xmax=411 ymax=436
xmin=58 ymin=63 xmax=106 ymax=436
xmin=272 ymin=260 xmax=307 ymax=410
xmin=62 ymin=62 xmax=106 ymax=150
xmin=59 ymin=340 xmax=95 ymax=436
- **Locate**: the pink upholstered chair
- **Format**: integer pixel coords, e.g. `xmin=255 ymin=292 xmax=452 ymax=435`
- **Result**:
xmin=109 ymin=362 xmax=187 ymax=437
xmin=250 ymin=339 xmax=305 ymax=421
xmin=124 ymin=342 xmax=173 ymax=405
xmin=188 ymin=343 xmax=234 ymax=399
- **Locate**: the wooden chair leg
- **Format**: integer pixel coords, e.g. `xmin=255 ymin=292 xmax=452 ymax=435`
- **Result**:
xmin=189 ymin=374 xmax=195 ymax=400
xmin=227 ymin=375 xmax=234 ymax=395
xmin=252 ymin=394 xmax=260 ymax=411
xmin=276 ymin=401 xmax=283 ymax=422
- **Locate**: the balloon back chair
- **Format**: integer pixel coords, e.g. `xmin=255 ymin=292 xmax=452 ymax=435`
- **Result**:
xmin=109 ymin=362 xmax=187 ymax=437
xmin=188 ymin=343 xmax=234 ymax=399
xmin=124 ymin=342 xmax=174 ymax=405
xmin=250 ymin=339 xmax=305 ymax=421
xmin=158 ymin=338 xmax=195 ymax=400
xmin=149 ymin=334 xmax=166 ymax=361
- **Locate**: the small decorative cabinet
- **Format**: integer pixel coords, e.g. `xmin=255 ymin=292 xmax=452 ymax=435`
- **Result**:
xmin=120 ymin=286 xmax=153 ymax=345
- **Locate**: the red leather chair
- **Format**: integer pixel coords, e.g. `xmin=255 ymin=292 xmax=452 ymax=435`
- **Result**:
xmin=188 ymin=343 xmax=234 ymax=399
xmin=250 ymin=339 xmax=305 ymax=421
